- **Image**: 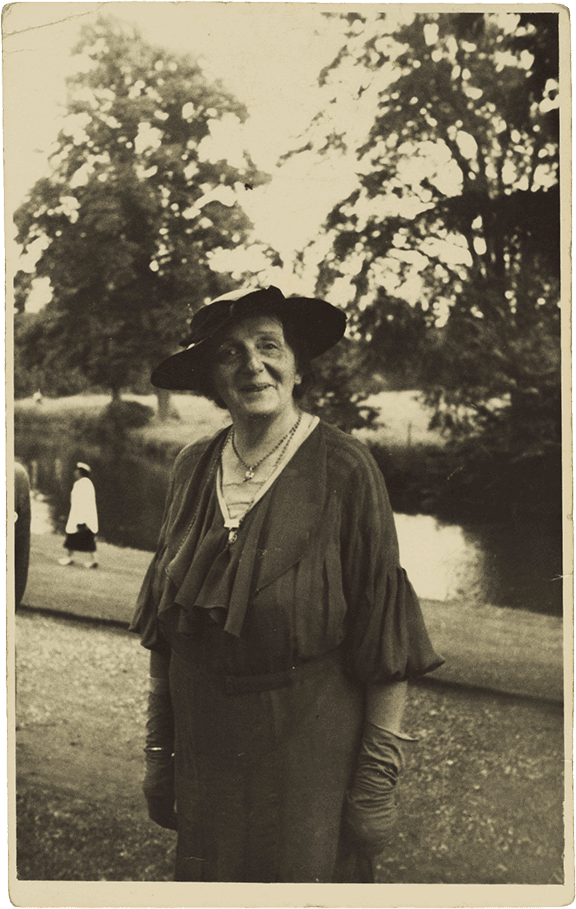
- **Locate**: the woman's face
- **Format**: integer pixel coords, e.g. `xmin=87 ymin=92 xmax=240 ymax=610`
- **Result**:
xmin=210 ymin=315 xmax=302 ymax=422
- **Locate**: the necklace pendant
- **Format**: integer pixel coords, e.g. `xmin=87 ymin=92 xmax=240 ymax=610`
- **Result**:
xmin=228 ymin=528 xmax=238 ymax=545
xmin=244 ymin=469 xmax=255 ymax=481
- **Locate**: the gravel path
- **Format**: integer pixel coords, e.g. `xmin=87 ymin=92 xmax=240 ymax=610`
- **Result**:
xmin=14 ymin=610 xmax=566 ymax=885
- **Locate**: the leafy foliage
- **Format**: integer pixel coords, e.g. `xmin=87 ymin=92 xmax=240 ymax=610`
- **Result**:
xmin=297 ymin=11 xmax=561 ymax=514
xmin=14 ymin=16 xmax=270 ymax=397
xmin=14 ymin=312 xmax=92 ymax=398
xmin=302 ymin=336 xmax=382 ymax=432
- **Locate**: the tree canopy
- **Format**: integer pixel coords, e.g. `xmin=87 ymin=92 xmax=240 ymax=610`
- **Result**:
xmin=299 ymin=13 xmax=559 ymax=403
xmin=291 ymin=11 xmax=562 ymax=514
xmin=14 ymin=16 xmax=270 ymax=399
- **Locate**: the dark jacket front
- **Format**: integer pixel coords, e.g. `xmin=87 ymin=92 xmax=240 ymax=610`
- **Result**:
xmin=130 ymin=420 xmax=443 ymax=683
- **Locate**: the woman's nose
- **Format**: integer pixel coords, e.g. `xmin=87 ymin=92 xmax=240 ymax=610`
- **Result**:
xmin=243 ymin=348 xmax=264 ymax=373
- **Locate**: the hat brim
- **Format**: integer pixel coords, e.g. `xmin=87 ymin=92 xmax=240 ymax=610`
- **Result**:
xmin=151 ymin=296 xmax=346 ymax=391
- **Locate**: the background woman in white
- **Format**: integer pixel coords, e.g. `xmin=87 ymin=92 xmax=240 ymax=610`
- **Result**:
xmin=59 ymin=462 xmax=99 ymax=569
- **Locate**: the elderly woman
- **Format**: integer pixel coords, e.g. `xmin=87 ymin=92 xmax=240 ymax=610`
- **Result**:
xmin=130 ymin=285 xmax=443 ymax=883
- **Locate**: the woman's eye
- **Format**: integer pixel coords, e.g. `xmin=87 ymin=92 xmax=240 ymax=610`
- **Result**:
xmin=218 ymin=347 xmax=238 ymax=361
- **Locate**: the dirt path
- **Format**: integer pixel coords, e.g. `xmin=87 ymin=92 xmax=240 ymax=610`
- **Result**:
xmin=15 ymin=610 xmax=565 ymax=885
xmin=15 ymin=613 xmax=176 ymax=882
xmin=16 ymin=611 xmax=148 ymax=810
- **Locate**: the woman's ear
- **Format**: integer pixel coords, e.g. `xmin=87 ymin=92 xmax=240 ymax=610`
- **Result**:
xmin=294 ymin=373 xmax=303 ymax=386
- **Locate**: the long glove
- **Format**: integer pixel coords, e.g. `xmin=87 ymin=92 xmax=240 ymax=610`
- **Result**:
xmin=346 ymin=722 xmax=410 ymax=856
xmin=142 ymin=676 xmax=177 ymax=831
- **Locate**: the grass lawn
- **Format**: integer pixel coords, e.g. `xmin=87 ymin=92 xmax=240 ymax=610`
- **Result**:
xmin=22 ymin=529 xmax=563 ymax=703
xmin=14 ymin=389 xmax=442 ymax=451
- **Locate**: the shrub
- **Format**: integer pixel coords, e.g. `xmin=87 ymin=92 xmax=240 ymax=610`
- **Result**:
xmin=101 ymin=400 xmax=155 ymax=430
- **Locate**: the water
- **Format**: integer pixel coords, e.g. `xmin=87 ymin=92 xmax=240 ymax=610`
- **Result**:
xmin=19 ymin=447 xmax=562 ymax=616
xmin=394 ymin=514 xmax=562 ymax=614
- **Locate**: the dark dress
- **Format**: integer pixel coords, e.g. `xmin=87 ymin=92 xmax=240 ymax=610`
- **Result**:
xmin=131 ymin=421 xmax=444 ymax=882
xmin=63 ymin=526 xmax=96 ymax=552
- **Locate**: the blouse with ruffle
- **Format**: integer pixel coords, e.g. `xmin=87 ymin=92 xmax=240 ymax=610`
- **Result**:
xmin=130 ymin=420 xmax=444 ymax=684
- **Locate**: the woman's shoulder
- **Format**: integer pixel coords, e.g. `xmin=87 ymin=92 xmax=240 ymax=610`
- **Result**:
xmin=318 ymin=420 xmax=380 ymax=478
xmin=317 ymin=421 xmax=391 ymax=515
xmin=173 ymin=426 xmax=229 ymax=474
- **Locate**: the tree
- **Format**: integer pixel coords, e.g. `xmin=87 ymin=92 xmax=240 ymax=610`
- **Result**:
xmin=14 ymin=16 xmax=270 ymax=412
xmin=301 ymin=335 xmax=381 ymax=433
xmin=294 ymin=11 xmax=562 ymax=515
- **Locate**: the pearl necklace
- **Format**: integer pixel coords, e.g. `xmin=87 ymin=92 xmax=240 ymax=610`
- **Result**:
xmin=231 ymin=412 xmax=303 ymax=482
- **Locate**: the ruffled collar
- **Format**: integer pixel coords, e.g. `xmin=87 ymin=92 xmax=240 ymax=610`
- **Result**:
xmin=162 ymin=423 xmax=327 ymax=637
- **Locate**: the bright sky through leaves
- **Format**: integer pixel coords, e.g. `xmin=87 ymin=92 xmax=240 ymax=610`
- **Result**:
xmin=4 ymin=1 xmax=370 ymax=306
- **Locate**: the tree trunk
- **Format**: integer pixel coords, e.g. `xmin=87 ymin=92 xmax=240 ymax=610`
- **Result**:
xmin=156 ymin=388 xmax=171 ymax=422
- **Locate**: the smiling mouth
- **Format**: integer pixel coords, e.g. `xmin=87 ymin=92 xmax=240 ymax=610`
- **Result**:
xmin=242 ymin=384 xmax=271 ymax=392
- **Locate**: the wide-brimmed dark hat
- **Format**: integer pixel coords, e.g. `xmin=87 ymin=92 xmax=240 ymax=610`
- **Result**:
xmin=151 ymin=285 xmax=346 ymax=391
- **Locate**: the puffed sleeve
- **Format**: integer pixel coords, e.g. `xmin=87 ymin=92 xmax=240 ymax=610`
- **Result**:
xmin=340 ymin=447 xmax=444 ymax=684
xmin=129 ymin=468 xmax=176 ymax=655
xmin=129 ymin=433 xmax=221 ymax=652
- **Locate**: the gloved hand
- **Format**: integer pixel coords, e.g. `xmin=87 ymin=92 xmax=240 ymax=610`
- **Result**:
xmin=143 ymin=677 xmax=177 ymax=831
xmin=346 ymin=722 xmax=407 ymax=856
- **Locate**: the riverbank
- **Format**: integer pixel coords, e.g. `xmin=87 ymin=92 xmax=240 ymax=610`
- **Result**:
xmin=14 ymin=389 xmax=566 ymax=701
xmin=15 ymin=390 xmax=565 ymax=616
xmin=20 ymin=531 xmax=564 ymax=703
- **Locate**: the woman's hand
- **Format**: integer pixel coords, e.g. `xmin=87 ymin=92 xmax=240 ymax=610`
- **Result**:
xmin=143 ymin=748 xmax=178 ymax=830
xmin=346 ymin=722 xmax=404 ymax=855
xmin=347 ymin=680 xmax=416 ymax=855
xmin=143 ymin=668 xmax=177 ymax=830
